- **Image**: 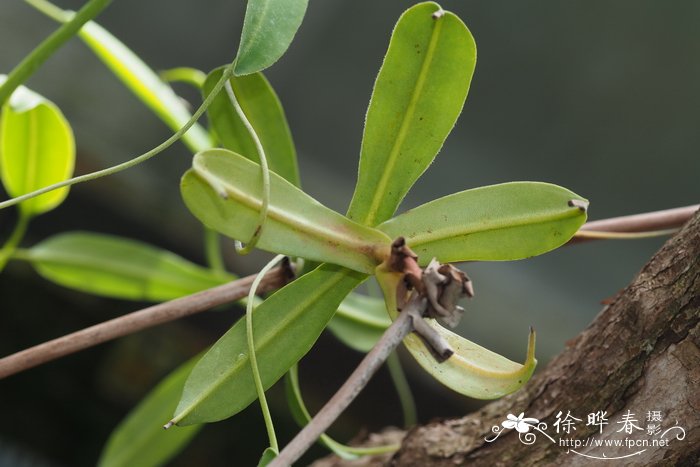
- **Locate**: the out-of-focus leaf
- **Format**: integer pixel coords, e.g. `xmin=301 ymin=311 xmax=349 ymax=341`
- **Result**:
xmin=0 ymin=75 xmax=74 ymax=216
xmin=328 ymin=293 xmax=390 ymax=352
xmin=379 ymin=182 xmax=588 ymax=264
xmin=404 ymin=323 xmax=537 ymax=399
xmin=203 ymin=67 xmax=300 ymax=186
xmin=98 ymin=357 xmax=203 ymax=467
xmin=181 ymin=150 xmax=390 ymax=274
xmin=347 ymin=2 xmax=476 ymax=226
xmin=75 ymin=20 xmax=211 ymax=152
xmin=234 ymin=0 xmax=309 ymax=76
xmin=24 ymin=232 xmax=232 ymax=302
xmin=171 ymin=264 xmax=365 ymax=425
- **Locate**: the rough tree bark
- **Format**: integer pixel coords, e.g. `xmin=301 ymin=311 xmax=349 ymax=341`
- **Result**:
xmin=314 ymin=210 xmax=699 ymax=467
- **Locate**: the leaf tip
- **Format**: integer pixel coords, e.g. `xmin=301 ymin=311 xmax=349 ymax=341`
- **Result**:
xmin=568 ymin=198 xmax=589 ymax=213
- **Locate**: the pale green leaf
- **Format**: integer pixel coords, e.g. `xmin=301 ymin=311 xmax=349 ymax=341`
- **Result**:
xmin=24 ymin=232 xmax=232 ymax=302
xmin=203 ymin=67 xmax=300 ymax=186
xmin=328 ymin=293 xmax=390 ymax=353
xmin=180 ymin=149 xmax=391 ymax=274
xmin=98 ymin=357 xmax=203 ymax=467
xmin=379 ymin=182 xmax=588 ymax=263
xmin=403 ymin=322 xmax=537 ymax=399
xmin=234 ymin=0 xmax=309 ymax=76
xmin=0 ymin=76 xmax=75 ymax=216
xmin=347 ymin=2 xmax=477 ymax=226
xmin=171 ymin=264 xmax=365 ymax=425
xmin=76 ymin=21 xmax=211 ymax=152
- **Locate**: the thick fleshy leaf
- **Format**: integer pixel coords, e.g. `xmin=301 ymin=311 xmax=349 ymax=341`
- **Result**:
xmin=24 ymin=232 xmax=232 ymax=302
xmin=234 ymin=0 xmax=309 ymax=76
xmin=171 ymin=264 xmax=365 ymax=425
xmin=404 ymin=322 xmax=537 ymax=399
xmin=181 ymin=149 xmax=391 ymax=274
xmin=378 ymin=182 xmax=588 ymax=263
xmin=98 ymin=358 xmax=203 ymax=467
xmin=0 ymin=76 xmax=75 ymax=216
xmin=347 ymin=2 xmax=476 ymax=226
xmin=203 ymin=67 xmax=300 ymax=186
xmin=75 ymin=20 xmax=211 ymax=152
xmin=328 ymin=293 xmax=390 ymax=353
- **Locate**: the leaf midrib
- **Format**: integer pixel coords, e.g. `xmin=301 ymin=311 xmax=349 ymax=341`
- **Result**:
xmin=384 ymin=207 xmax=582 ymax=248
xmin=174 ymin=269 xmax=351 ymax=423
xmin=363 ymin=14 xmax=445 ymax=227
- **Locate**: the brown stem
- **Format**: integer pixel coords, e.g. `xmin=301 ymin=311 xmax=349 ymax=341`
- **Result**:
xmin=270 ymin=297 xmax=421 ymax=467
xmin=569 ymin=204 xmax=698 ymax=244
xmin=0 ymin=264 xmax=292 ymax=379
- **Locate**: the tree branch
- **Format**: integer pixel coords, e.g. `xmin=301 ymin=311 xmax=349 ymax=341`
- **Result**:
xmin=313 ymin=209 xmax=700 ymax=466
xmin=0 ymin=264 xmax=293 ymax=379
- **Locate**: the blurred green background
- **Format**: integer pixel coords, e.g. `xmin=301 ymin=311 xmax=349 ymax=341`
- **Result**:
xmin=0 ymin=1 xmax=697 ymax=465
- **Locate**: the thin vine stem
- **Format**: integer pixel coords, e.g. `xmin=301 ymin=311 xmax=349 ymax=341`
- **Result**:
xmin=0 ymin=211 xmax=31 ymax=272
xmin=0 ymin=0 xmax=112 ymax=106
xmin=246 ymin=254 xmax=286 ymax=453
xmin=386 ymin=352 xmax=417 ymax=427
xmin=159 ymin=67 xmax=207 ymax=89
xmin=203 ymin=228 xmax=225 ymax=273
xmin=0 ymin=62 xmax=236 ymax=212
xmin=224 ymin=79 xmax=271 ymax=255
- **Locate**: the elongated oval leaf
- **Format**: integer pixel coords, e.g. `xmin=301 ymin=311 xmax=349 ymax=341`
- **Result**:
xmin=328 ymin=292 xmax=390 ymax=353
xmin=181 ymin=149 xmax=391 ymax=274
xmin=234 ymin=0 xmax=309 ymax=76
xmin=24 ymin=232 xmax=232 ymax=302
xmin=404 ymin=323 xmax=537 ymax=399
xmin=203 ymin=67 xmax=300 ymax=186
xmin=171 ymin=264 xmax=365 ymax=425
xmin=347 ymin=2 xmax=477 ymax=226
xmin=98 ymin=357 xmax=203 ymax=467
xmin=379 ymin=182 xmax=588 ymax=264
xmin=0 ymin=77 xmax=75 ymax=216
xmin=76 ymin=20 xmax=211 ymax=152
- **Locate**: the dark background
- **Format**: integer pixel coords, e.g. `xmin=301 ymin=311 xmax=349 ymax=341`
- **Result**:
xmin=0 ymin=1 xmax=698 ymax=465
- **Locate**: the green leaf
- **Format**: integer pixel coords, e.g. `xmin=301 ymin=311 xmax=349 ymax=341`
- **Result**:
xmin=181 ymin=149 xmax=391 ymax=274
xmin=23 ymin=232 xmax=232 ymax=302
xmin=75 ymin=20 xmax=211 ymax=152
xmin=171 ymin=264 xmax=365 ymax=425
xmin=378 ymin=182 xmax=588 ymax=263
xmin=0 ymin=76 xmax=75 ymax=217
xmin=403 ymin=323 xmax=537 ymax=399
xmin=347 ymin=2 xmax=477 ymax=226
xmin=203 ymin=67 xmax=300 ymax=186
xmin=328 ymin=293 xmax=391 ymax=353
xmin=234 ymin=0 xmax=309 ymax=76
xmin=98 ymin=357 xmax=203 ymax=467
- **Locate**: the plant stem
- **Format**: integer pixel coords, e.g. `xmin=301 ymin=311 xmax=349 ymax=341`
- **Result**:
xmin=224 ymin=79 xmax=271 ymax=254
xmin=0 ymin=0 xmax=112 ymax=106
xmin=0 ymin=212 xmax=31 ymax=272
xmin=203 ymin=227 xmax=225 ymax=273
xmin=269 ymin=297 xmax=420 ymax=467
xmin=0 ymin=265 xmax=291 ymax=380
xmin=159 ymin=67 xmax=207 ymax=89
xmin=570 ymin=204 xmax=698 ymax=244
xmin=0 ymin=62 xmax=237 ymax=212
xmin=386 ymin=352 xmax=417 ymax=428
xmin=247 ymin=255 xmax=286 ymax=453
